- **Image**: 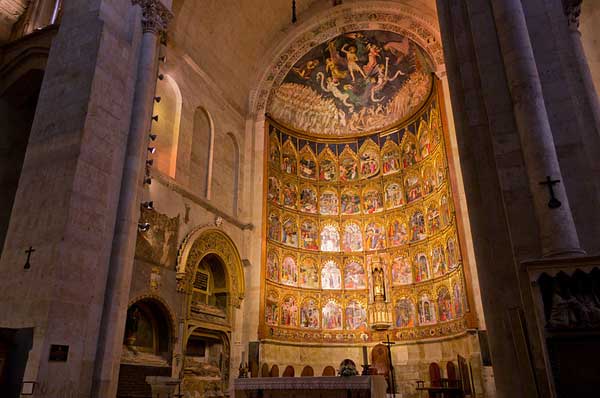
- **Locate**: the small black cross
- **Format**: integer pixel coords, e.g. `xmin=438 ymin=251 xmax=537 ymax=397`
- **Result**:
xmin=539 ymin=176 xmax=562 ymax=209
xmin=24 ymin=246 xmax=35 ymax=270
xmin=382 ymin=334 xmax=397 ymax=396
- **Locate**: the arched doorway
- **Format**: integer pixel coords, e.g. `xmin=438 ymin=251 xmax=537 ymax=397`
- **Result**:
xmin=0 ymin=69 xmax=44 ymax=254
xmin=116 ymin=298 xmax=174 ymax=398
xmin=176 ymin=228 xmax=245 ymax=397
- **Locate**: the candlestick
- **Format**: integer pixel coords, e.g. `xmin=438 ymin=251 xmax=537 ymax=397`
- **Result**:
xmin=362 ymin=345 xmax=368 ymax=365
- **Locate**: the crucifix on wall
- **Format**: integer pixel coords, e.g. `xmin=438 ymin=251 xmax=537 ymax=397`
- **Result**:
xmin=539 ymin=175 xmax=562 ymax=209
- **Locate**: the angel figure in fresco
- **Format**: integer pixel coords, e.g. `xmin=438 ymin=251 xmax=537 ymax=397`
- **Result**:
xmin=292 ymin=59 xmax=319 ymax=80
xmin=383 ymin=37 xmax=411 ymax=65
xmin=326 ymin=41 xmax=348 ymax=80
xmin=363 ymin=43 xmax=381 ymax=76
xmin=316 ymin=72 xmax=354 ymax=111
xmin=341 ymin=44 xmax=367 ymax=81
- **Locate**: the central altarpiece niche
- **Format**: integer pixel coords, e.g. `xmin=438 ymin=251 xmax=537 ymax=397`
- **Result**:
xmin=261 ymin=30 xmax=468 ymax=344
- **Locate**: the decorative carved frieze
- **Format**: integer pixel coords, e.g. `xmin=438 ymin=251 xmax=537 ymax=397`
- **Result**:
xmin=132 ymin=0 xmax=173 ymax=34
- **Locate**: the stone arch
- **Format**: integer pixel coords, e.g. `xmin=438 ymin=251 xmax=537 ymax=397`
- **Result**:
xmin=151 ymin=73 xmax=181 ymax=177
xmin=191 ymin=106 xmax=215 ymax=198
xmin=0 ymin=47 xmax=49 ymax=95
xmin=127 ymin=294 xmax=177 ymax=341
xmin=123 ymin=296 xmax=175 ymax=357
xmin=176 ymin=227 xmax=245 ymax=308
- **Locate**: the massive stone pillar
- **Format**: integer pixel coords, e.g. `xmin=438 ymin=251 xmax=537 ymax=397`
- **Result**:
xmin=490 ymin=0 xmax=583 ymax=258
xmin=92 ymin=1 xmax=172 ymax=397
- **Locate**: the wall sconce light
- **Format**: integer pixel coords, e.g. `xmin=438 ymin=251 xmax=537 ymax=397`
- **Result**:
xmin=148 ymin=147 xmax=156 ymax=154
xmin=142 ymin=201 xmax=154 ymax=210
xmin=146 ymin=159 xmax=154 ymax=166
xmin=138 ymin=223 xmax=151 ymax=232
xmin=149 ymin=133 xmax=157 ymax=141
xmin=152 ymin=115 xmax=159 ymax=122
xmin=159 ymin=56 xmax=166 ymax=63
xmin=158 ymin=74 xmax=164 ymax=80
xmin=143 ymin=177 xmax=152 ymax=185
xmin=154 ymin=96 xmax=161 ymax=103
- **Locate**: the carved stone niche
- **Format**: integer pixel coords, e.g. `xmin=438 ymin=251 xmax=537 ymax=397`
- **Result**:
xmin=135 ymin=207 xmax=180 ymax=268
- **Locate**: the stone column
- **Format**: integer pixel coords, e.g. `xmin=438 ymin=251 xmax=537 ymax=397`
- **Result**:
xmin=91 ymin=1 xmax=172 ymax=397
xmin=562 ymin=0 xmax=600 ymax=139
xmin=490 ymin=0 xmax=584 ymax=257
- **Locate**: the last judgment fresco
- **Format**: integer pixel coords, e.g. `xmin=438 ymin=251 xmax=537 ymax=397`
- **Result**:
xmin=262 ymin=76 xmax=469 ymax=344
xmin=268 ymin=30 xmax=434 ymax=136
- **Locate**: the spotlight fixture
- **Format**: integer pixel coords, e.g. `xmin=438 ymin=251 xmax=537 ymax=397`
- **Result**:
xmin=148 ymin=147 xmax=156 ymax=154
xmin=146 ymin=159 xmax=154 ymax=166
xmin=142 ymin=201 xmax=154 ymax=210
xmin=158 ymin=56 xmax=166 ymax=63
xmin=152 ymin=115 xmax=159 ymax=122
xmin=144 ymin=177 xmax=152 ymax=185
xmin=158 ymin=74 xmax=164 ymax=80
xmin=138 ymin=223 xmax=151 ymax=232
xmin=149 ymin=133 xmax=157 ymax=141
xmin=154 ymin=96 xmax=161 ymax=103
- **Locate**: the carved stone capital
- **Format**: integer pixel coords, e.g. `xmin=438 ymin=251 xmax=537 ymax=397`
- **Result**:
xmin=132 ymin=0 xmax=173 ymax=34
xmin=562 ymin=0 xmax=582 ymax=30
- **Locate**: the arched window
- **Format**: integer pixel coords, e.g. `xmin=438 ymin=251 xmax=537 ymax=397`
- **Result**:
xmin=151 ymin=74 xmax=181 ymax=178
xmin=227 ymin=132 xmax=240 ymax=216
xmin=191 ymin=106 xmax=214 ymax=198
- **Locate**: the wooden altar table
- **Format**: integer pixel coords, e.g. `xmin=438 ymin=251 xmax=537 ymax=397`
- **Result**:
xmin=234 ymin=375 xmax=387 ymax=398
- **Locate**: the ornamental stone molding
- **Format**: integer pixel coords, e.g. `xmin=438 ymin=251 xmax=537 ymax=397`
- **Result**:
xmin=562 ymin=0 xmax=583 ymax=30
xmin=176 ymin=227 xmax=245 ymax=308
xmin=132 ymin=0 xmax=173 ymax=34
xmin=249 ymin=1 xmax=442 ymax=119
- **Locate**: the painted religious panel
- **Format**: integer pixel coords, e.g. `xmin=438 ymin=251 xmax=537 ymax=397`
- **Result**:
xmin=440 ymin=195 xmax=451 ymax=227
xmin=267 ymin=211 xmax=282 ymax=242
xmin=322 ymin=300 xmax=343 ymax=330
xmin=281 ymin=255 xmax=298 ymax=286
xmin=266 ymin=250 xmax=279 ymax=282
xmin=267 ymin=176 xmax=281 ymax=205
xmin=447 ymin=237 xmax=459 ymax=270
xmin=401 ymin=134 xmax=420 ymax=168
xmin=342 ymin=222 xmax=363 ymax=252
xmin=385 ymin=181 xmax=404 ymax=209
xmin=341 ymin=189 xmax=361 ymax=215
xmin=320 ymin=224 xmax=340 ymax=252
xmin=363 ymin=186 xmax=384 ymax=214
xmin=282 ymin=217 xmax=298 ymax=247
xmin=414 ymin=252 xmax=430 ymax=282
xmin=321 ymin=260 xmax=342 ymax=290
xmin=453 ymin=282 xmax=464 ymax=318
xmin=299 ymin=256 xmax=319 ymax=288
xmin=437 ymin=287 xmax=452 ymax=322
xmin=388 ymin=218 xmax=409 ymax=247
xmin=339 ymin=148 xmax=359 ymax=182
xmin=346 ymin=300 xmax=367 ymax=330
xmin=268 ymin=31 xmax=434 ymax=136
xmin=282 ymin=181 xmax=298 ymax=209
xmin=427 ymin=203 xmax=441 ymax=235
xmin=365 ymin=221 xmax=386 ymax=250
xmin=265 ymin=291 xmax=279 ymax=326
xmin=319 ymin=149 xmax=338 ymax=182
xmin=319 ymin=189 xmax=339 ymax=215
xmin=281 ymin=296 xmax=299 ymax=327
xmin=299 ymin=185 xmax=318 ymax=214
xmin=418 ymin=119 xmax=432 ymax=159
xmin=300 ymin=219 xmax=319 ymax=250
xmin=395 ymin=298 xmax=415 ymax=328
xmin=281 ymin=141 xmax=298 ymax=175
xmin=359 ymin=141 xmax=380 ymax=179
xmin=405 ymin=173 xmax=422 ymax=203
xmin=422 ymin=165 xmax=437 ymax=195
xmin=300 ymin=298 xmax=320 ymax=329
xmin=436 ymin=155 xmax=446 ymax=186
xmin=418 ymin=293 xmax=436 ymax=326
xmin=431 ymin=244 xmax=447 ymax=277
xmin=391 ymin=254 xmax=412 ymax=285
xmin=269 ymin=133 xmax=280 ymax=170
xmin=344 ymin=260 xmax=367 ymax=290
xmin=409 ymin=210 xmax=426 ymax=242
xmin=299 ymin=146 xmax=317 ymax=179
xmin=381 ymin=139 xmax=400 ymax=175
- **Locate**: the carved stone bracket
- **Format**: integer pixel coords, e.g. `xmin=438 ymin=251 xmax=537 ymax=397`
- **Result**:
xmin=562 ymin=0 xmax=582 ymax=30
xmin=132 ymin=0 xmax=173 ymax=34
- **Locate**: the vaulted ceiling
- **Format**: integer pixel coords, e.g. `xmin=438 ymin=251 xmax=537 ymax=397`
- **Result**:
xmin=0 ymin=0 xmax=28 ymax=41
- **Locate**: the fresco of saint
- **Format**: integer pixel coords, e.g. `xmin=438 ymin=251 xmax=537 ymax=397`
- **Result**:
xmin=267 ymin=176 xmax=280 ymax=205
xmin=360 ymin=150 xmax=380 ymax=179
xmin=363 ymin=188 xmax=384 ymax=214
xmin=299 ymin=151 xmax=317 ymax=179
xmin=321 ymin=260 xmax=342 ymax=289
xmin=447 ymin=238 xmax=459 ymax=270
xmin=431 ymin=245 xmax=447 ymax=277
xmin=299 ymin=257 xmax=319 ymax=288
xmin=410 ymin=211 xmax=426 ymax=242
xmin=440 ymin=195 xmax=451 ymax=226
xmin=339 ymin=156 xmax=359 ymax=181
xmin=365 ymin=222 xmax=386 ymax=250
xmin=419 ymin=125 xmax=432 ymax=159
xmin=266 ymin=250 xmax=279 ymax=282
xmin=282 ymin=182 xmax=298 ymax=209
xmin=341 ymin=190 xmax=361 ymax=215
xmin=299 ymin=186 xmax=317 ymax=213
xmin=265 ymin=299 xmax=279 ymax=326
xmin=268 ymin=213 xmax=281 ymax=242
xmin=401 ymin=139 xmax=419 ymax=168
xmin=388 ymin=219 xmax=408 ymax=246
xmin=346 ymin=301 xmax=367 ymax=330
xmin=382 ymin=147 xmax=400 ymax=175
xmin=405 ymin=174 xmax=422 ymax=203
xmin=453 ymin=283 xmax=463 ymax=317
xmin=427 ymin=205 xmax=441 ymax=234
xmin=391 ymin=255 xmax=412 ymax=285
xmin=281 ymin=149 xmax=297 ymax=175
xmin=385 ymin=182 xmax=404 ymax=209
xmin=423 ymin=166 xmax=437 ymax=195
xmin=415 ymin=253 xmax=430 ymax=282
xmin=320 ymin=225 xmax=340 ymax=252
xmin=322 ymin=301 xmax=343 ymax=330
xmin=342 ymin=223 xmax=363 ymax=252
xmin=319 ymin=190 xmax=339 ymax=215
xmin=395 ymin=298 xmax=415 ymax=328
xmin=300 ymin=220 xmax=319 ymax=250
xmin=281 ymin=256 xmax=298 ymax=286
xmin=344 ymin=261 xmax=367 ymax=289
xmin=282 ymin=219 xmax=298 ymax=247
xmin=281 ymin=296 xmax=299 ymax=327
xmin=418 ymin=294 xmax=436 ymax=325
xmin=437 ymin=288 xmax=452 ymax=322
xmin=300 ymin=299 xmax=320 ymax=328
